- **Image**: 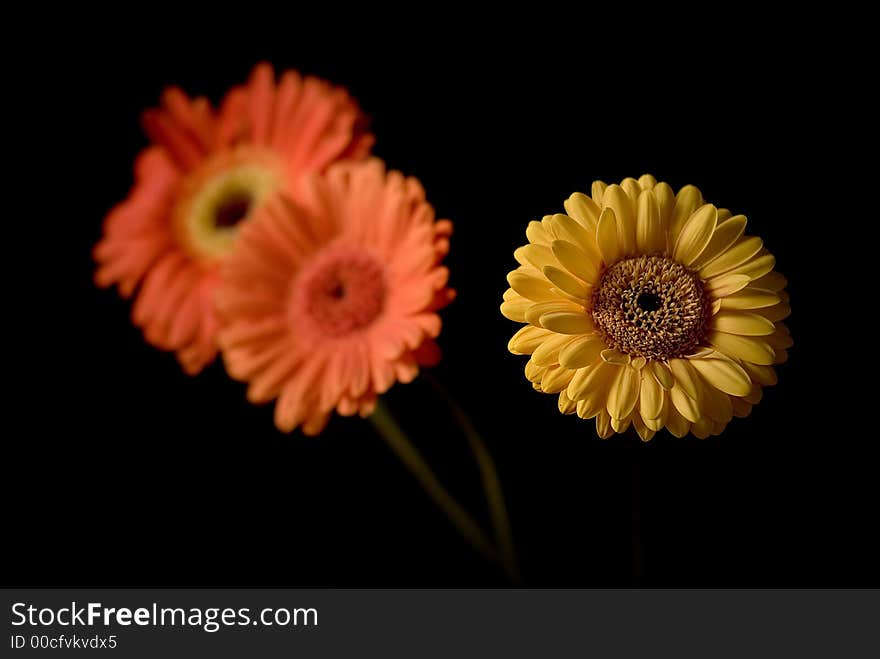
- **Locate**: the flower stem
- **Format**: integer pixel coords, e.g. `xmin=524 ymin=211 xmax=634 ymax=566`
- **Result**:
xmin=423 ymin=373 xmax=521 ymax=583
xmin=369 ymin=399 xmax=498 ymax=566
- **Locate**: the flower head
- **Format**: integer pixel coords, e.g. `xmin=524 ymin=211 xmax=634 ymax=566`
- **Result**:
xmin=216 ymin=159 xmax=454 ymax=434
xmin=94 ymin=63 xmax=373 ymax=374
xmin=501 ymin=175 xmax=790 ymax=440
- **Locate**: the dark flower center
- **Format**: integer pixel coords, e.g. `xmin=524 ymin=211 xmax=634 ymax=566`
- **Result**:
xmin=214 ymin=191 xmax=253 ymax=228
xmin=591 ymin=255 xmax=710 ymax=360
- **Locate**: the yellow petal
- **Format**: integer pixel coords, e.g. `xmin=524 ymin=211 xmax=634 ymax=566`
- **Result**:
xmin=698 ymin=236 xmax=763 ymax=279
xmin=543 ymin=265 xmax=590 ymax=300
xmin=637 ymin=173 xmax=657 ymax=189
xmin=705 ymin=273 xmax=751 ymax=297
xmin=649 ymin=360 xmax=674 ymax=389
xmin=620 ymin=177 xmax=642 ymax=202
xmin=558 ymin=391 xmax=577 ymax=415
xmin=591 ymin=180 xmax=607 ymax=205
xmin=508 ymin=325 xmax=552 ymax=354
xmin=525 ymin=359 xmax=547 ymax=383
xmin=640 ymin=373 xmax=664 ymax=420
xmin=700 ymin=381 xmax=733 ymax=424
xmin=549 ymin=214 xmax=603 ymax=262
xmin=604 ymin=184 xmax=636 ymax=256
xmin=723 ymin=252 xmax=776 ymax=281
xmin=731 ymin=397 xmax=752 ymax=418
xmin=515 ymin=243 xmax=556 ymax=270
xmin=601 ymin=348 xmax=631 ymax=364
xmin=668 ymin=358 xmax=700 ymax=399
xmin=567 ymin=360 xmax=614 ymax=401
xmin=669 ymin=184 xmax=703 ymax=242
xmin=563 ymin=192 xmax=601 ymax=231
xmin=596 ymin=207 xmax=620 ymax=265
xmin=595 ymin=411 xmax=614 ymax=438
xmin=541 ymin=365 xmax=575 ymax=393
xmin=652 ymin=182 xmax=675 ymax=234
xmin=689 ymin=357 xmax=752 ymax=397
xmin=559 ymin=336 xmax=606 ymax=369
xmin=636 ymin=189 xmax=665 ymax=254
xmin=631 ymin=356 xmax=647 ymax=370
xmin=711 ymin=310 xmax=775 ymax=336
xmin=670 ymin=384 xmax=700 ymax=423
xmin=673 ymin=203 xmax=717 ymax=266
xmin=599 ymin=348 xmax=630 ymax=364
xmin=665 ymin=401 xmax=691 ymax=437
xmin=525 ymin=300 xmax=584 ymax=327
xmin=576 ymin=396 xmax=603 ymax=420
xmin=500 ymin=297 xmax=530 ymax=322
xmin=611 ymin=415 xmax=632 ymax=433
xmin=756 ymin=303 xmax=791 ymax=323
xmin=632 ymin=414 xmax=655 ymax=442
xmin=741 ymin=361 xmax=777 ymax=386
xmin=744 ymin=383 xmax=763 ymax=404
xmin=750 ymin=271 xmax=787 ymax=292
xmin=719 ymin=287 xmax=780 ymax=310
xmin=607 ymin=365 xmax=639 ymax=419
xmin=707 ymin=331 xmax=775 ymax=365
xmin=540 ymin=311 xmax=595 ymax=335
xmin=532 ymin=333 xmax=579 ymax=366
xmin=764 ymin=330 xmax=794 ymax=350
xmin=526 ymin=220 xmax=551 ymax=246
xmin=551 ymin=240 xmax=601 ymax=285
xmin=507 ymin=270 xmax=556 ymax=301
xmin=691 ymin=214 xmax=747 ymax=269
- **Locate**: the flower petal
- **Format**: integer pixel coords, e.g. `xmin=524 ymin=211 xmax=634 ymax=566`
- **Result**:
xmin=691 ymin=214 xmax=747 ymax=269
xmin=711 ymin=311 xmax=776 ymax=336
xmin=543 ymin=265 xmax=590 ymax=300
xmin=603 ymin=184 xmax=636 ymax=257
xmin=607 ymin=365 xmax=640 ymax=419
xmin=669 ymin=184 xmax=703 ymax=242
xmin=559 ymin=336 xmax=606 ymax=368
xmin=673 ymin=203 xmax=717 ymax=266
xmin=540 ymin=311 xmax=595 ymax=335
xmin=705 ymin=273 xmax=751 ymax=297
xmin=563 ymin=192 xmax=601 ymax=231
xmin=532 ymin=333 xmax=580 ymax=366
xmin=551 ymin=240 xmax=601 ymax=285
xmin=508 ymin=325 xmax=552 ymax=354
xmin=636 ymin=189 xmax=665 ymax=254
xmin=507 ymin=270 xmax=556 ymax=301
xmin=640 ymin=372 xmax=664 ymax=420
xmin=698 ymin=236 xmax=763 ymax=279
xmin=706 ymin=331 xmax=775 ymax=365
xmin=719 ymin=287 xmax=780 ymax=310
xmin=649 ymin=360 xmax=675 ymax=389
xmin=500 ymin=297 xmax=530 ymax=322
xmin=689 ymin=356 xmax=753 ymax=397
xmin=596 ymin=207 xmax=621 ymax=265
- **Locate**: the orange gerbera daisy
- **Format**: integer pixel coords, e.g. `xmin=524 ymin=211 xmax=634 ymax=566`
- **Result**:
xmin=94 ymin=63 xmax=373 ymax=374
xmin=216 ymin=158 xmax=454 ymax=435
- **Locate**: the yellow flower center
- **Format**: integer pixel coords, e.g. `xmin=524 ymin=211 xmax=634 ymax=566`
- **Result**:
xmin=591 ymin=255 xmax=710 ymax=361
xmin=173 ymin=148 xmax=283 ymax=262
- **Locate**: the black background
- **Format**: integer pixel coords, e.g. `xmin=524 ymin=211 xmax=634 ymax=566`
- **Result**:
xmin=9 ymin=15 xmax=874 ymax=586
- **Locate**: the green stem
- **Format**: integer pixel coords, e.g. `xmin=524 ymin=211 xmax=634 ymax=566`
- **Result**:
xmin=369 ymin=399 xmax=497 ymax=566
xmin=424 ymin=373 xmax=521 ymax=583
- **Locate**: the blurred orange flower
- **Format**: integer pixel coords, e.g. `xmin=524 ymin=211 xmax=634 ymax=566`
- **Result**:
xmin=216 ymin=159 xmax=454 ymax=434
xmin=94 ymin=63 xmax=373 ymax=373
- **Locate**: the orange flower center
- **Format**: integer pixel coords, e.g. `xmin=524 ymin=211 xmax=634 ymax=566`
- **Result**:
xmin=292 ymin=246 xmax=387 ymax=337
xmin=173 ymin=147 xmax=283 ymax=262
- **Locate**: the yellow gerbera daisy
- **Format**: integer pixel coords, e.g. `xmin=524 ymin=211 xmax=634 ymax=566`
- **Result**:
xmin=501 ymin=175 xmax=791 ymax=440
